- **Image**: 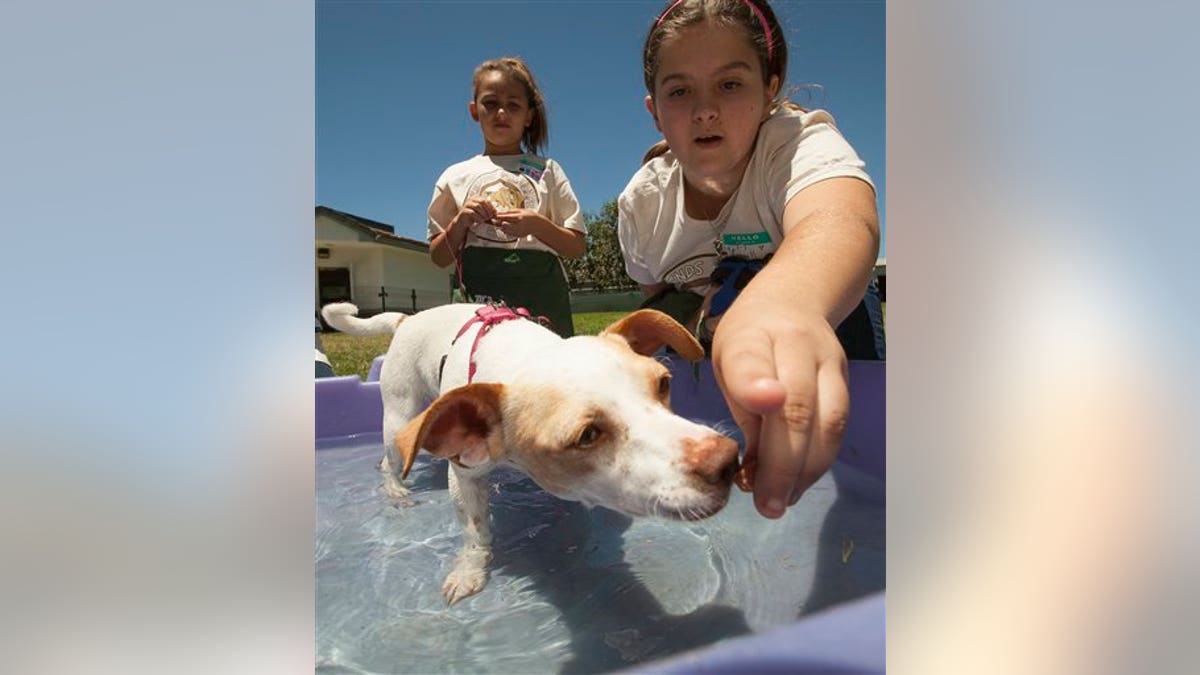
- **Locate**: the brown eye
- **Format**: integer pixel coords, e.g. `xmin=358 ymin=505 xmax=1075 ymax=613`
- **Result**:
xmin=657 ymin=374 xmax=671 ymax=399
xmin=576 ymin=424 xmax=601 ymax=448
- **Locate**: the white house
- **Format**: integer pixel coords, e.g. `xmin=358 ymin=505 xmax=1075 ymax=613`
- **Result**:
xmin=316 ymin=205 xmax=452 ymax=315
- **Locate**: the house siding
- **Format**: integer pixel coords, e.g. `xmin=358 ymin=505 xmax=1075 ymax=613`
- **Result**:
xmin=316 ymin=209 xmax=451 ymax=315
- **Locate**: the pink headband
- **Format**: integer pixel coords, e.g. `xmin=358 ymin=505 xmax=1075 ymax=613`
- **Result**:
xmin=655 ymin=0 xmax=775 ymax=65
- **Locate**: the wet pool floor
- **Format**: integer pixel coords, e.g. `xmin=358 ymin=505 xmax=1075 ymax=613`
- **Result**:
xmin=316 ymin=438 xmax=884 ymax=674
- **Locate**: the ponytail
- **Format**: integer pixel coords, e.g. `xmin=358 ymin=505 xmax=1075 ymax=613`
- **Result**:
xmin=640 ymin=139 xmax=671 ymax=165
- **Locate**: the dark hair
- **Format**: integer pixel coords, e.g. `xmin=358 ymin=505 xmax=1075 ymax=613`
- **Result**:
xmin=640 ymin=0 xmax=795 ymax=164
xmin=473 ymin=57 xmax=548 ymax=155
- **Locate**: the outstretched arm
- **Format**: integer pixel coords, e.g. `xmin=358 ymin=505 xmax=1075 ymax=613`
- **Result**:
xmin=711 ymin=176 xmax=880 ymax=518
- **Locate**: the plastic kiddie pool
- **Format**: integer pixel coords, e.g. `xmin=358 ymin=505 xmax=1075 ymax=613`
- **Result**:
xmin=316 ymin=355 xmax=884 ymax=674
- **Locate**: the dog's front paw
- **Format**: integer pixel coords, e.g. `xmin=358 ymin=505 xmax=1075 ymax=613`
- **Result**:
xmin=380 ymin=473 xmax=411 ymax=500
xmin=441 ymin=565 xmax=487 ymax=605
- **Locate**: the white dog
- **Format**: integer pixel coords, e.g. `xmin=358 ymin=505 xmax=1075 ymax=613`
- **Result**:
xmin=321 ymin=302 xmax=740 ymax=604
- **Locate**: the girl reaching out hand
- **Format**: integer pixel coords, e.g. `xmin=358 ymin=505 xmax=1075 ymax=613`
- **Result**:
xmin=618 ymin=0 xmax=885 ymax=518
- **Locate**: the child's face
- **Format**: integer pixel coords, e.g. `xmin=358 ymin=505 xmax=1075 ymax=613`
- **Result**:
xmin=646 ymin=20 xmax=779 ymax=190
xmin=470 ymin=71 xmax=534 ymax=155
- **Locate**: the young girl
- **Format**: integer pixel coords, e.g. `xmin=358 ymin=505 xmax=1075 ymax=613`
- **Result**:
xmin=618 ymin=0 xmax=884 ymax=518
xmin=428 ymin=57 xmax=585 ymax=337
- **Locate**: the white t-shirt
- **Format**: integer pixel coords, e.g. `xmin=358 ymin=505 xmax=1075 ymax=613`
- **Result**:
xmin=427 ymin=153 xmax=586 ymax=254
xmin=617 ymin=107 xmax=874 ymax=293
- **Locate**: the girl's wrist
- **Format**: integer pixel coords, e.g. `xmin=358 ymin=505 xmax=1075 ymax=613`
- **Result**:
xmin=728 ymin=288 xmax=831 ymax=336
xmin=541 ymin=217 xmax=560 ymax=238
xmin=740 ymin=268 xmax=843 ymax=326
xmin=446 ymin=217 xmax=469 ymax=248
xmin=530 ymin=215 xmax=556 ymax=240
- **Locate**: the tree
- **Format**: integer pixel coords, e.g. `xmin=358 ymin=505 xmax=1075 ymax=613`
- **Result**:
xmin=565 ymin=199 xmax=637 ymax=291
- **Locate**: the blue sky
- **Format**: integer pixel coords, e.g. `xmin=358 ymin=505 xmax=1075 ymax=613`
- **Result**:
xmin=317 ymin=0 xmax=885 ymax=255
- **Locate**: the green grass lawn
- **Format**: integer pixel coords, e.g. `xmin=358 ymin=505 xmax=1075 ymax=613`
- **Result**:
xmin=320 ymin=311 xmax=632 ymax=380
xmin=571 ymin=311 xmax=630 ymax=336
xmin=320 ymin=332 xmax=392 ymax=380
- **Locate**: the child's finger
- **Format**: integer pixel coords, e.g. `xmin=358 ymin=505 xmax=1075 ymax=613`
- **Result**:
xmin=750 ymin=350 xmax=818 ymax=518
xmin=790 ymin=358 xmax=850 ymax=505
xmin=713 ymin=343 xmax=785 ymax=504
xmin=714 ymin=346 xmax=787 ymax=415
xmin=751 ymin=414 xmax=806 ymax=517
xmin=730 ymin=403 xmax=762 ymax=492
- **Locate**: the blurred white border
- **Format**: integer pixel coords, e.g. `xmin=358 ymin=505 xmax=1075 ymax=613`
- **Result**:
xmin=2 ymin=0 xmax=1198 ymax=672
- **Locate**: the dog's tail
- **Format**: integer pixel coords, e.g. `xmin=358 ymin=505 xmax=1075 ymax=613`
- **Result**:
xmin=320 ymin=302 xmax=407 ymax=336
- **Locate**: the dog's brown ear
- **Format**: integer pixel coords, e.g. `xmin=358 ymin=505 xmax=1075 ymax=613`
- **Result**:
xmin=602 ymin=309 xmax=704 ymax=361
xmin=394 ymin=383 xmax=505 ymax=479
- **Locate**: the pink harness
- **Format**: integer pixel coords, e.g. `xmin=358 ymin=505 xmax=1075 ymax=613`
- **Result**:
xmin=452 ymin=304 xmax=542 ymax=382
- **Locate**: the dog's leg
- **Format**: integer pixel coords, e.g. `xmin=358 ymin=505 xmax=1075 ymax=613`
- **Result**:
xmin=442 ymin=464 xmax=492 ymax=604
xmin=380 ymin=398 xmax=424 ymax=500
xmin=379 ymin=450 xmax=410 ymax=500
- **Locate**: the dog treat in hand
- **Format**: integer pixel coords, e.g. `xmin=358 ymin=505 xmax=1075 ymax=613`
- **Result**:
xmin=733 ymin=459 xmax=756 ymax=492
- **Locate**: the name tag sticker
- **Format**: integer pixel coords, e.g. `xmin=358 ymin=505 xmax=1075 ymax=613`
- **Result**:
xmin=517 ymin=157 xmax=545 ymax=180
xmin=722 ymin=231 xmax=772 ymax=246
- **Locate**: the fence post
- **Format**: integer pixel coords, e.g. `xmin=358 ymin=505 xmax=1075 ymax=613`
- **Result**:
xmin=378 ymin=286 xmax=388 ymax=312
xmin=411 ymin=289 xmax=417 ymax=312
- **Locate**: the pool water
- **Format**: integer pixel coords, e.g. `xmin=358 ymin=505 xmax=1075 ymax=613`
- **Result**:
xmin=315 ymin=438 xmax=884 ymax=674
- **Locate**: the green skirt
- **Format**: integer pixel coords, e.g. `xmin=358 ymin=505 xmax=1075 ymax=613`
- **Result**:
xmin=459 ymin=246 xmax=575 ymax=338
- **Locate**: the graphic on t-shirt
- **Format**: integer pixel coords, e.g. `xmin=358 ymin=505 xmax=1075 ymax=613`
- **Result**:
xmin=481 ymin=180 xmax=523 ymax=210
xmin=662 ymin=252 xmax=719 ymax=289
xmin=466 ymin=169 xmax=541 ymax=243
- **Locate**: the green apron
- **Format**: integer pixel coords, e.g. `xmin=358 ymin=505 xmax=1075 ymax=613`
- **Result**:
xmin=459 ymin=246 xmax=575 ymax=338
